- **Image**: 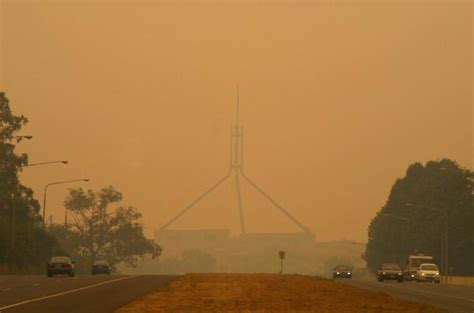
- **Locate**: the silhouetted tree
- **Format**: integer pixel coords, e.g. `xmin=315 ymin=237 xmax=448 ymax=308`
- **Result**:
xmin=59 ymin=186 xmax=162 ymax=271
xmin=0 ymin=92 xmax=61 ymax=272
xmin=363 ymin=159 xmax=474 ymax=275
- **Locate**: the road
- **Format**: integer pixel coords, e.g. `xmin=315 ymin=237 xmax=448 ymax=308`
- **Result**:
xmin=341 ymin=279 xmax=474 ymax=313
xmin=0 ymin=275 xmax=176 ymax=313
xmin=1 ymin=274 xmax=472 ymax=313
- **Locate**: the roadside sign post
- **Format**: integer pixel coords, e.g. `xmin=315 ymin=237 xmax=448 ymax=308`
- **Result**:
xmin=279 ymin=251 xmax=286 ymax=274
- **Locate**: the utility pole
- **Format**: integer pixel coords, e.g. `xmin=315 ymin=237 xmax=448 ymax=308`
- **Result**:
xmin=444 ymin=210 xmax=448 ymax=284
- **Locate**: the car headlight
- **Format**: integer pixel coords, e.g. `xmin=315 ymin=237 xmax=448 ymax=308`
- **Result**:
xmin=411 ymin=274 xmax=415 ymax=277
xmin=435 ymin=272 xmax=440 ymax=276
xmin=336 ymin=272 xmax=340 ymax=274
xmin=382 ymin=272 xmax=386 ymax=275
xmin=421 ymin=273 xmax=425 ymax=276
xmin=398 ymin=272 xmax=402 ymax=275
xmin=348 ymin=272 xmax=351 ymax=275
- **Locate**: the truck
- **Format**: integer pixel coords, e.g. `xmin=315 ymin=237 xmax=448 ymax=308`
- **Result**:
xmin=404 ymin=253 xmax=434 ymax=281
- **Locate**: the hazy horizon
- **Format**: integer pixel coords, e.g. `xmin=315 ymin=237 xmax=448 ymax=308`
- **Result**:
xmin=1 ymin=0 xmax=472 ymax=242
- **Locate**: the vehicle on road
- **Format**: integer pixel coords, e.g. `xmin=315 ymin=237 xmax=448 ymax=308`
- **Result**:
xmin=415 ymin=263 xmax=440 ymax=283
xmin=47 ymin=256 xmax=75 ymax=277
xmin=404 ymin=253 xmax=433 ymax=281
xmin=332 ymin=265 xmax=352 ymax=279
xmin=91 ymin=260 xmax=111 ymax=275
xmin=377 ymin=263 xmax=403 ymax=282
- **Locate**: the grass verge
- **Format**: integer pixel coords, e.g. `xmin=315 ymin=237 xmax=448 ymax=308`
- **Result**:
xmin=116 ymin=273 xmax=447 ymax=313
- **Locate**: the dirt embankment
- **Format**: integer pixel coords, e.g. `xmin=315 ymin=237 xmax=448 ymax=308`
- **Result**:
xmin=116 ymin=273 xmax=447 ymax=313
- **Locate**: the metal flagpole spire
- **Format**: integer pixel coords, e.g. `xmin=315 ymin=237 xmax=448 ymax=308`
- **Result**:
xmin=236 ymin=84 xmax=240 ymax=125
xmin=233 ymin=85 xmax=246 ymax=234
xmin=159 ymin=86 xmax=310 ymax=236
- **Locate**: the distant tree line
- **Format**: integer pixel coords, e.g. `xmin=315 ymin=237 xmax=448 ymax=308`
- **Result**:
xmin=363 ymin=159 xmax=473 ymax=275
xmin=0 ymin=92 xmax=161 ymax=274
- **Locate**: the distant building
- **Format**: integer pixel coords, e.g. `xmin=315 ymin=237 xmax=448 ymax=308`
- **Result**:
xmin=155 ymin=229 xmax=231 ymax=257
xmin=155 ymin=228 xmax=316 ymax=273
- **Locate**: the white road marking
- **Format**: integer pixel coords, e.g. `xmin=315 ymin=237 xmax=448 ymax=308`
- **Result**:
xmin=0 ymin=276 xmax=133 ymax=310
xmin=32 ymin=283 xmax=39 ymax=287
xmin=2 ymin=288 xmax=11 ymax=292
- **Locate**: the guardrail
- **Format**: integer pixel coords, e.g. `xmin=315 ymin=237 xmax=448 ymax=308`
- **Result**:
xmin=444 ymin=276 xmax=474 ymax=285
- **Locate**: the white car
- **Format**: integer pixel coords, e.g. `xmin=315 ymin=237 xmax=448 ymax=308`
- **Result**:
xmin=47 ymin=256 xmax=75 ymax=277
xmin=416 ymin=263 xmax=440 ymax=283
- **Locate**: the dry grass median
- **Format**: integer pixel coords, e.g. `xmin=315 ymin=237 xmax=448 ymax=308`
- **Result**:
xmin=116 ymin=273 xmax=447 ymax=313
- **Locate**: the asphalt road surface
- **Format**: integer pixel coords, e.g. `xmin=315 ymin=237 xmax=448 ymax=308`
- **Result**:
xmin=0 ymin=274 xmax=176 ymax=313
xmin=341 ymin=278 xmax=474 ymax=313
xmin=2 ymin=274 xmax=472 ymax=313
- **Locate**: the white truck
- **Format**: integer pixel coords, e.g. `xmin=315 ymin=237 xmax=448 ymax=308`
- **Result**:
xmin=404 ymin=253 xmax=434 ymax=281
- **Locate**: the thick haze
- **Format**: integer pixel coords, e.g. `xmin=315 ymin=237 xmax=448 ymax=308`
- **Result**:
xmin=0 ymin=1 xmax=472 ymax=242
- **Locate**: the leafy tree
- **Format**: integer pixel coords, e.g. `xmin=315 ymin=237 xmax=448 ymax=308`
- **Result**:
xmin=0 ymin=91 xmax=30 ymax=228
xmin=363 ymin=159 xmax=473 ymax=275
xmin=60 ymin=186 xmax=162 ymax=271
xmin=0 ymin=92 xmax=61 ymax=272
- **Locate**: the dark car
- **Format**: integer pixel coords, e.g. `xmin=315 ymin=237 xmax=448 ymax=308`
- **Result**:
xmin=91 ymin=260 xmax=111 ymax=275
xmin=332 ymin=265 xmax=352 ymax=279
xmin=377 ymin=263 xmax=403 ymax=282
xmin=47 ymin=256 xmax=75 ymax=277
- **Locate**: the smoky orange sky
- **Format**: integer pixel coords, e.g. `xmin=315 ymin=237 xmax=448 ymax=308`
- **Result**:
xmin=0 ymin=0 xmax=472 ymax=242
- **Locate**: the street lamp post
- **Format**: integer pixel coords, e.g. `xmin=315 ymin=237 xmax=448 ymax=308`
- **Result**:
xmin=25 ymin=160 xmax=68 ymax=167
xmin=381 ymin=213 xmax=410 ymax=222
xmin=6 ymin=135 xmax=33 ymax=254
xmin=429 ymin=207 xmax=448 ymax=284
xmin=43 ymin=178 xmax=89 ymax=227
xmin=12 ymin=135 xmax=33 ymax=142
xmin=381 ymin=213 xmax=410 ymax=264
xmin=10 ymin=160 xmax=70 ymax=251
xmin=405 ymin=203 xmax=448 ymax=284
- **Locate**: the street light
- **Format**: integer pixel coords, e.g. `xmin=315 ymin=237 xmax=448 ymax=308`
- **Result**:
xmin=5 ymin=135 xmax=33 ymax=254
xmin=380 ymin=213 xmax=410 ymax=264
xmin=25 ymin=160 xmax=69 ymax=167
xmin=381 ymin=213 xmax=410 ymax=222
xmin=12 ymin=135 xmax=33 ymax=142
xmin=405 ymin=203 xmax=448 ymax=284
xmin=429 ymin=207 xmax=448 ymax=285
xmin=14 ymin=135 xmax=33 ymax=140
xmin=43 ymin=178 xmax=90 ymax=226
xmin=10 ymin=160 xmax=70 ymax=250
